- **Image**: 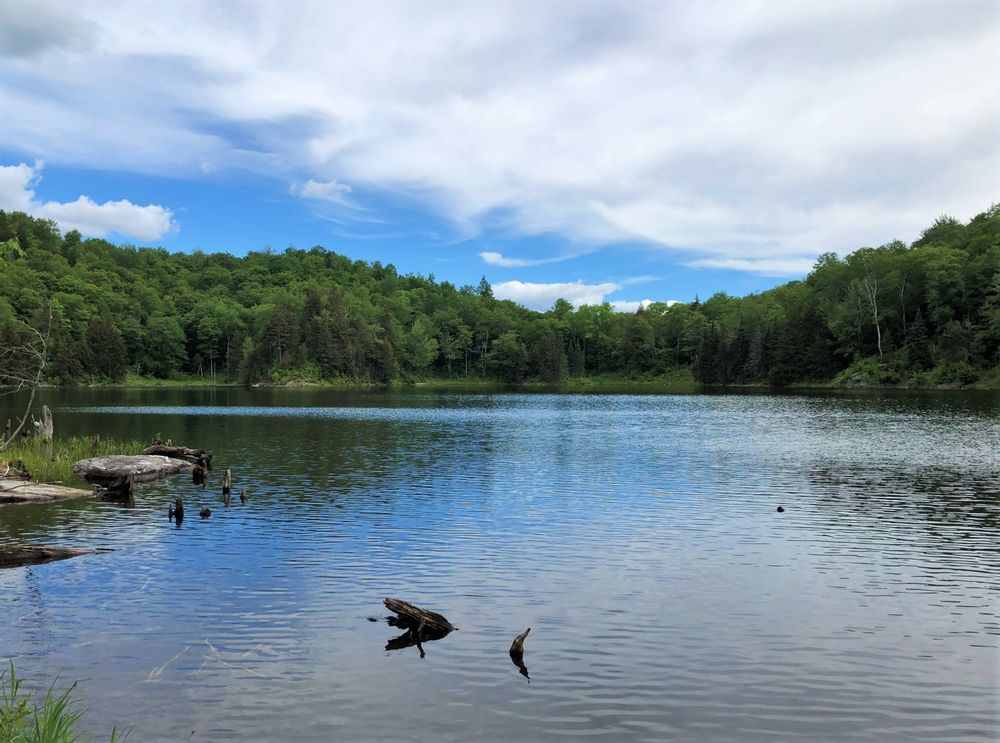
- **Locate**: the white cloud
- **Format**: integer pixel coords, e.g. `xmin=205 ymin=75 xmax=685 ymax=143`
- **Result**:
xmin=0 ymin=161 xmax=175 ymax=240
xmin=1 ymin=1 xmax=997 ymax=271
xmin=479 ymin=251 xmax=577 ymax=268
xmin=685 ymin=257 xmax=817 ymax=276
xmin=610 ymin=299 xmax=653 ymax=313
xmin=294 ymin=178 xmax=354 ymax=206
xmin=609 ymin=299 xmax=680 ymax=313
xmin=494 ymin=280 xmax=622 ymax=310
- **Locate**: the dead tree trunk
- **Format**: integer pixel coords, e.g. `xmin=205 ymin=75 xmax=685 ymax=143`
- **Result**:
xmin=31 ymin=405 xmax=53 ymax=443
xmin=862 ymin=274 xmax=883 ymax=358
xmin=0 ymin=309 xmax=52 ymax=453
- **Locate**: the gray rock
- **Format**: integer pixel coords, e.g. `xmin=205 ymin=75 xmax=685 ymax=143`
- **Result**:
xmin=73 ymin=455 xmax=194 ymax=486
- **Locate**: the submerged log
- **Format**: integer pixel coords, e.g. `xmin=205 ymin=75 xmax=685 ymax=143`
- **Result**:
xmin=142 ymin=445 xmax=213 ymax=467
xmin=384 ymin=598 xmax=457 ymax=633
xmin=74 ymin=455 xmax=193 ymax=488
xmin=0 ymin=480 xmax=92 ymax=505
xmin=0 ymin=545 xmax=113 ymax=570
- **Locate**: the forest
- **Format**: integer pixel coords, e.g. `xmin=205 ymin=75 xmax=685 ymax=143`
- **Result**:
xmin=1 ymin=206 xmax=998 ymax=388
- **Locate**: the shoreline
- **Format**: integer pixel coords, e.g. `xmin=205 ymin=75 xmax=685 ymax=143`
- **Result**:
xmin=29 ymin=376 xmax=999 ymax=393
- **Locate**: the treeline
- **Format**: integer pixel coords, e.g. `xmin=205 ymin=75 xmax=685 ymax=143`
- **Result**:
xmin=0 ymin=207 xmax=997 ymax=387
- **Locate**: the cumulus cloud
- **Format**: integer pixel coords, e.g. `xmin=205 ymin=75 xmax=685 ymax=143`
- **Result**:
xmin=1 ymin=1 xmax=997 ymax=271
xmin=610 ymin=299 xmax=654 ymax=313
xmin=0 ymin=162 xmax=176 ymax=240
xmin=494 ymin=280 xmax=622 ymax=310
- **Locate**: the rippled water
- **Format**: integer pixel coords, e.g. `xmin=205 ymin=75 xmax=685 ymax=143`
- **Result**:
xmin=2 ymin=388 xmax=998 ymax=742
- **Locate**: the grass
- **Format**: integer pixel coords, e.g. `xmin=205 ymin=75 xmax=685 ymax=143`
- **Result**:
xmin=118 ymin=372 xmax=237 ymax=388
xmin=1 ymin=436 xmax=145 ymax=486
xmin=1 ymin=661 xmax=123 ymax=742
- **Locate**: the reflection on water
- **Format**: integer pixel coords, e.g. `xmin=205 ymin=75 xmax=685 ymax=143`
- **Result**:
xmin=1 ymin=388 xmax=998 ymax=742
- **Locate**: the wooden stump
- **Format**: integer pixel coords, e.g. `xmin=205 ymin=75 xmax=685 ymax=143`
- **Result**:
xmin=510 ymin=627 xmax=531 ymax=679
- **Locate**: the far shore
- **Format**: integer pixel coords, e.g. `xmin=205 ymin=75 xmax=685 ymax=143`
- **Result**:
xmin=24 ymin=373 xmax=999 ymax=393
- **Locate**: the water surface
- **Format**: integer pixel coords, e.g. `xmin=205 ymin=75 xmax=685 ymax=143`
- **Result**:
xmin=2 ymin=388 xmax=998 ymax=741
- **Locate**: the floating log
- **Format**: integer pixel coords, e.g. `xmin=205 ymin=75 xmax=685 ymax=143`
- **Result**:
xmin=74 ymin=455 xmax=193 ymax=487
xmin=381 ymin=598 xmax=456 ymax=658
xmin=142 ymin=445 xmax=213 ymax=467
xmin=0 ymin=545 xmax=113 ymax=570
xmin=384 ymin=598 xmax=456 ymax=634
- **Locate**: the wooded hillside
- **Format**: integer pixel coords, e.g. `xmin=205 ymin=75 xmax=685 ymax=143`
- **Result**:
xmin=1 ymin=207 xmax=997 ymax=387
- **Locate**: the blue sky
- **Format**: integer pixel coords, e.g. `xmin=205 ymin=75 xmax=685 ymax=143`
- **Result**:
xmin=1 ymin=1 xmax=997 ymax=311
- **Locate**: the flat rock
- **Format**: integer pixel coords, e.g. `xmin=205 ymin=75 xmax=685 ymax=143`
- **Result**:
xmin=0 ymin=479 xmax=93 ymax=505
xmin=73 ymin=454 xmax=193 ymax=486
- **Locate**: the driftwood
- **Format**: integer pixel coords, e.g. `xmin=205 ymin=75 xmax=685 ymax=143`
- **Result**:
xmin=0 ymin=479 xmax=92 ymax=505
xmin=0 ymin=545 xmax=113 ymax=570
xmin=384 ymin=598 xmax=456 ymax=633
xmin=74 ymin=455 xmax=193 ymax=487
xmin=142 ymin=445 xmax=212 ymax=467
xmin=510 ymin=628 xmax=531 ymax=679
xmin=382 ymin=598 xmax=456 ymax=658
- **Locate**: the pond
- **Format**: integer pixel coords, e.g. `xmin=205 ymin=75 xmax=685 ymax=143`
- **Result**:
xmin=2 ymin=388 xmax=998 ymax=741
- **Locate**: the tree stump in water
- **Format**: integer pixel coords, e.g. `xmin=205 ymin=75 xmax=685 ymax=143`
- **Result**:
xmin=510 ymin=628 xmax=531 ymax=679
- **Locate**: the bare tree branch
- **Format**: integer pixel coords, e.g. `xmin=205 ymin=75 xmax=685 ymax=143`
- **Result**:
xmin=0 ymin=308 xmax=52 ymax=452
